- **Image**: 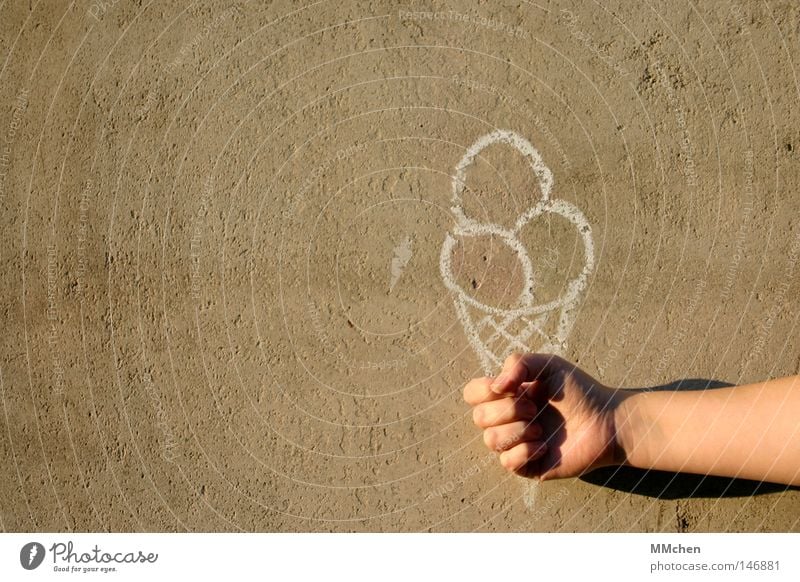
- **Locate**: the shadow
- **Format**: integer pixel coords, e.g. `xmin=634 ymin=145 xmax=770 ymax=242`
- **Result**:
xmin=582 ymin=466 xmax=794 ymax=499
xmin=580 ymin=379 xmax=800 ymax=499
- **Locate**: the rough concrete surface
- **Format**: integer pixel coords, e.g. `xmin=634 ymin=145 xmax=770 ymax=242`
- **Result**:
xmin=1 ymin=0 xmax=799 ymax=532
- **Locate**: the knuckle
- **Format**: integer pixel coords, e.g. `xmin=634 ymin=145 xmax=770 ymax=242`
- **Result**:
xmin=500 ymin=453 xmax=518 ymax=471
xmin=506 ymin=403 xmax=523 ymax=423
xmin=498 ymin=430 xmax=521 ymax=450
xmin=503 ymin=353 xmax=522 ymax=369
xmin=482 ymin=428 xmax=496 ymax=450
xmin=472 ymin=406 xmax=484 ymax=427
xmin=506 ymin=401 xmax=523 ymax=421
xmin=527 ymin=442 xmax=545 ymax=459
xmin=517 ymin=399 xmax=535 ymax=417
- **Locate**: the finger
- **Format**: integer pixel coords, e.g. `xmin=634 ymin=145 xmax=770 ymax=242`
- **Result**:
xmin=490 ymin=353 xmax=562 ymax=395
xmin=463 ymin=377 xmax=504 ymax=405
xmin=499 ymin=441 xmax=548 ymax=472
xmin=518 ymin=380 xmax=546 ymax=403
xmin=464 ymin=376 xmax=542 ymax=405
xmin=483 ymin=421 xmax=543 ymax=452
xmin=513 ymin=458 xmax=546 ymax=480
xmin=472 ymin=398 xmax=538 ymax=429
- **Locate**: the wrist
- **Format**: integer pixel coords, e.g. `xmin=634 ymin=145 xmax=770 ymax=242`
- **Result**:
xmin=610 ymin=387 xmax=646 ymax=467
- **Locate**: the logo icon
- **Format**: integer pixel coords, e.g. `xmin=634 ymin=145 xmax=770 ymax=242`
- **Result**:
xmin=389 ymin=234 xmax=414 ymax=293
xmin=20 ymin=542 xmax=46 ymax=570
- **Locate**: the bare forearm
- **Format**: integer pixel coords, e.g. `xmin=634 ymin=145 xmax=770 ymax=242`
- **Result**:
xmin=615 ymin=376 xmax=800 ymax=485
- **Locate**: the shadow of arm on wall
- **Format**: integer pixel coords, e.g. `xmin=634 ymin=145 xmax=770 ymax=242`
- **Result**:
xmin=581 ymin=466 xmax=795 ymax=499
xmin=580 ymin=378 xmax=800 ymax=499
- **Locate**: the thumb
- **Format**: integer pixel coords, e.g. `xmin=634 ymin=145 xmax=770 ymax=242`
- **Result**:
xmin=490 ymin=353 xmax=558 ymax=395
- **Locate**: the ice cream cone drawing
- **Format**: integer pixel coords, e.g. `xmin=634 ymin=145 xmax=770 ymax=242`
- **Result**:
xmin=440 ymin=130 xmax=594 ymax=375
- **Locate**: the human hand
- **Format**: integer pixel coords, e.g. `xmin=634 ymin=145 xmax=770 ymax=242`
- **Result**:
xmin=463 ymin=353 xmax=628 ymax=480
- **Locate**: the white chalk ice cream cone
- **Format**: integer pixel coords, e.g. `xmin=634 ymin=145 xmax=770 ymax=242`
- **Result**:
xmin=440 ymin=130 xmax=594 ymax=375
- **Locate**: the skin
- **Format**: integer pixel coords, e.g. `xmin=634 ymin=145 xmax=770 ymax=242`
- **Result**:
xmin=463 ymin=353 xmax=800 ymax=486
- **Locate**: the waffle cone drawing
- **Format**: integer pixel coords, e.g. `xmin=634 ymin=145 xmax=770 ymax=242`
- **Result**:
xmin=440 ymin=130 xmax=594 ymax=374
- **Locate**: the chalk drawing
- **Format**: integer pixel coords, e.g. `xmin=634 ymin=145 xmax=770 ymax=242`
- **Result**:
xmin=440 ymin=129 xmax=594 ymax=370
xmin=439 ymin=129 xmax=594 ymax=508
xmin=389 ymin=234 xmax=414 ymax=293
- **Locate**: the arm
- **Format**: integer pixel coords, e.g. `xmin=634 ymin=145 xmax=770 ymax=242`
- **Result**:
xmin=465 ymin=354 xmax=800 ymax=485
xmin=615 ymin=375 xmax=800 ymax=486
